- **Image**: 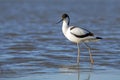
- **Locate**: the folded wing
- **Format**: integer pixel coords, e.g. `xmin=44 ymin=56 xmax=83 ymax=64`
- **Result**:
xmin=70 ymin=26 xmax=94 ymax=38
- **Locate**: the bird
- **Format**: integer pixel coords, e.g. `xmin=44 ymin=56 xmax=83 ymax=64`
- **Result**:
xmin=57 ymin=13 xmax=102 ymax=64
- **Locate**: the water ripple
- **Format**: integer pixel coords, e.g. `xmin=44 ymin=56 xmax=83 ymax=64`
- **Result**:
xmin=0 ymin=0 xmax=120 ymax=78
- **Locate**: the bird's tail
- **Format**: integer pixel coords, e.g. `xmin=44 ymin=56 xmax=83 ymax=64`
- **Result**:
xmin=83 ymin=36 xmax=102 ymax=42
xmin=96 ymin=37 xmax=103 ymax=39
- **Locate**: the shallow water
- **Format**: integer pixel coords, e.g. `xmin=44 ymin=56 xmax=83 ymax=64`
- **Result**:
xmin=0 ymin=0 xmax=120 ymax=80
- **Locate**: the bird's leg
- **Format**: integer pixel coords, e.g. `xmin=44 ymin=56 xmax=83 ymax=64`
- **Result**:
xmin=77 ymin=43 xmax=80 ymax=63
xmin=83 ymin=43 xmax=94 ymax=64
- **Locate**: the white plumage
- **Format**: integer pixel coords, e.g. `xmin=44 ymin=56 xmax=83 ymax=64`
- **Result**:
xmin=57 ymin=13 xmax=102 ymax=64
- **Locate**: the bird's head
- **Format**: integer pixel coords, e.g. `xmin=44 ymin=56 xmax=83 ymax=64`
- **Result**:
xmin=62 ymin=13 xmax=69 ymax=19
xmin=57 ymin=13 xmax=70 ymax=25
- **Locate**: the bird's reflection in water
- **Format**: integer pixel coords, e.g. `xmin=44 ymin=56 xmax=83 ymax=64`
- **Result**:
xmin=77 ymin=63 xmax=93 ymax=80
xmin=77 ymin=62 xmax=80 ymax=80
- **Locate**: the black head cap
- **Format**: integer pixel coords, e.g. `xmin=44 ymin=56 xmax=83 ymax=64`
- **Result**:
xmin=62 ymin=13 xmax=69 ymax=19
xmin=56 ymin=13 xmax=70 ymax=24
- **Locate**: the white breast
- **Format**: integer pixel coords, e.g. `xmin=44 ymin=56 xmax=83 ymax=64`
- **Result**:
xmin=65 ymin=27 xmax=82 ymax=43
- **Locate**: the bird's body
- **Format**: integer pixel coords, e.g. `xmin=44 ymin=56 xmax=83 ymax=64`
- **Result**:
xmin=62 ymin=17 xmax=101 ymax=43
xmin=57 ymin=13 xmax=102 ymax=64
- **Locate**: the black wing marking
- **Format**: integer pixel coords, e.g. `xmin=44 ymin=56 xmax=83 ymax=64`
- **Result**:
xmin=70 ymin=26 xmax=94 ymax=38
xmin=71 ymin=32 xmax=94 ymax=38
xmin=70 ymin=26 xmax=76 ymax=30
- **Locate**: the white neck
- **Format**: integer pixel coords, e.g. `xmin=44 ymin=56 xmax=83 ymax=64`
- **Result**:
xmin=62 ymin=19 xmax=69 ymax=36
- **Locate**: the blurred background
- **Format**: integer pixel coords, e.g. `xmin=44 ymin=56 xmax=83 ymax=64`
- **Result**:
xmin=0 ymin=0 xmax=120 ymax=80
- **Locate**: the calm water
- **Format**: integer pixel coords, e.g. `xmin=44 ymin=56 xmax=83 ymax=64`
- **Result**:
xmin=0 ymin=0 xmax=120 ymax=80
